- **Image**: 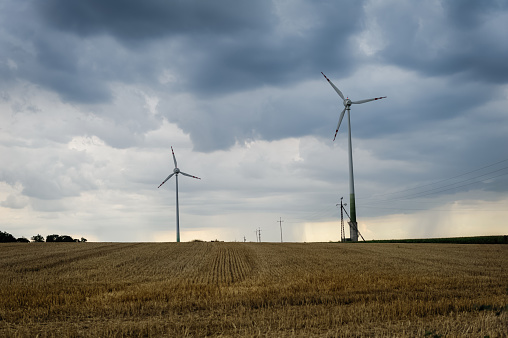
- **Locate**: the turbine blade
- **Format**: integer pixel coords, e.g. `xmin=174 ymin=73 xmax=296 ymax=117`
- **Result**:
xmin=351 ymin=96 xmax=386 ymax=104
xmin=158 ymin=173 xmax=175 ymax=188
xmin=171 ymin=146 xmax=178 ymax=168
xmin=180 ymin=171 xmax=201 ymax=180
xmin=321 ymin=72 xmax=345 ymax=100
xmin=333 ymin=107 xmax=347 ymax=141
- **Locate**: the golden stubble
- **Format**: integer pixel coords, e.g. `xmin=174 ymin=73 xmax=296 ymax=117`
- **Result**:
xmin=0 ymin=242 xmax=506 ymax=337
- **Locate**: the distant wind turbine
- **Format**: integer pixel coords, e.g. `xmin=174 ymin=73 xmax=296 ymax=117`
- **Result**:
xmin=158 ymin=147 xmax=200 ymax=243
xmin=321 ymin=72 xmax=386 ymax=242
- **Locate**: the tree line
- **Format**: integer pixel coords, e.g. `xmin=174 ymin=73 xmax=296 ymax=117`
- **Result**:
xmin=0 ymin=231 xmax=87 ymax=243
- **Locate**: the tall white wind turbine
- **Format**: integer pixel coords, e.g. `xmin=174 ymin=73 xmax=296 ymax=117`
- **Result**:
xmin=158 ymin=147 xmax=201 ymax=242
xmin=321 ymin=72 xmax=386 ymax=241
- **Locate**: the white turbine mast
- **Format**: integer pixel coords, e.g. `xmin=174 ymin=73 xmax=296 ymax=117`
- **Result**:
xmin=158 ymin=146 xmax=200 ymax=242
xmin=321 ymin=72 xmax=386 ymax=242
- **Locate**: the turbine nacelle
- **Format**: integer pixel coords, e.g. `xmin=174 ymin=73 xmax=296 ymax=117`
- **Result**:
xmin=343 ymin=98 xmax=352 ymax=107
xmin=173 ymin=167 xmax=180 ymax=174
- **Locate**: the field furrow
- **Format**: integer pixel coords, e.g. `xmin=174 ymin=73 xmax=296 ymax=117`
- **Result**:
xmin=198 ymin=244 xmax=256 ymax=285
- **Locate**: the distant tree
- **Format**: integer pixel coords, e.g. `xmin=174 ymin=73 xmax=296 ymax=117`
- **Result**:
xmin=46 ymin=234 xmax=59 ymax=242
xmin=56 ymin=235 xmax=74 ymax=242
xmin=80 ymin=237 xmax=87 ymax=243
xmin=0 ymin=231 xmax=17 ymax=243
xmin=31 ymin=234 xmax=45 ymax=242
xmin=16 ymin=237 xmax=30 ymax=243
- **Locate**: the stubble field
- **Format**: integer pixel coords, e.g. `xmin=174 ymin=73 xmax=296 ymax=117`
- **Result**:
xmin=0 ymin=242 xmax=507 ymax=337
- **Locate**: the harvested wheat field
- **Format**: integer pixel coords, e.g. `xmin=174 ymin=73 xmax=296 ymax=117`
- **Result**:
xmin=0 ymin=242 xmax=507 ymax=337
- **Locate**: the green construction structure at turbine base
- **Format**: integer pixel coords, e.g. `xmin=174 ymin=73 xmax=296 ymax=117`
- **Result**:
xmin=349 ymin=193 xmax=358 ymax=242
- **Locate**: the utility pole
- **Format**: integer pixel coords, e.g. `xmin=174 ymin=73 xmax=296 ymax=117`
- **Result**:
xmin=243 ymin=236 xmax=246 ymax=243
xmin=258 ymin=227 xmax=261 ymax=242
xmin=277 ymin=217 xmax=284 ymax=243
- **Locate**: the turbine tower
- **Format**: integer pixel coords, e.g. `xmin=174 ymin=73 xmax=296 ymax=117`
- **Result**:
xmin=321 ymin=72 xmax=386 ymax=241
xmin=158 ymin=147 xmax=200 ymax=242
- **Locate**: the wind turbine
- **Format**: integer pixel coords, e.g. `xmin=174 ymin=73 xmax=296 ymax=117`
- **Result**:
xmin=158 ymin=147 xmax=200 ymax=242
xmin=321 ymin=72 xmax=386 ymax=242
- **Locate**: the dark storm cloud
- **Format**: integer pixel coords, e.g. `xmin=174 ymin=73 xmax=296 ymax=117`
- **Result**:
xmin=3 ymin=0 xmax=365 ymax=105
xmin=444 ymin=0 xmax=508 ymax=28
xmin=0 ymin=2 xmax=112 ymax=103
xmin=376 ymin=0 xmax=508 ymax=83
xmin=30 ymin=35 xmax=112 ymax=103
xmin=34 ymin=0 xmax=366 ymax=96
xmin=37 ymin=0 xmax=274 ymax=40
xmin=355 ymin=77 xmax=498 ymax=141
xmin=1 ymin=0 xmax=507 ymax=154
xmin=178 ymin=2 xmax=366 ymax=96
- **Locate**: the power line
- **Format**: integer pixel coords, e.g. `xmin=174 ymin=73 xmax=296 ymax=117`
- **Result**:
xmin=359 ymin=157 xmax=508 ymax=202
xmin=397 ymin=170 xmax=508 ymax=200
xmin=359 ymin=205 xmax=508 ymax=212
xmin=370 ymin=167 xmax=508 ymax=203
xmin=360 ymin=165 xmax=508 ymax=203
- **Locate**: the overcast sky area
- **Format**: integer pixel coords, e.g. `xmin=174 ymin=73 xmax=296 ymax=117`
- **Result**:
xmin=1 ymin=0 xmax=507 ymax=242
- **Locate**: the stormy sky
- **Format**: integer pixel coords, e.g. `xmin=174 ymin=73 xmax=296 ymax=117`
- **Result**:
xmin=1 ymin=0 xmax=507 ymax=242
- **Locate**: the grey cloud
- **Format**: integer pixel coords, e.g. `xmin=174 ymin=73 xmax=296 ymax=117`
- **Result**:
xmin=0 ymin=148 xmax=98 ymax=200
xmin=178 ymin=1 xmax=366 ymax=96
xmin=443 ymin=0 xmax=508 ymax=28
xmin=29 ymin=36 xmax=111 ymax=103
xmin=355 ymin=77 xmax=498 ymax=142
xmin=374 ymin=1 xmax=508 ymax=83
xmin=1 ymin=194 xmax=29 ymax=209
xmin=163 ymin=82 xmax=335 ymax=152
xmin=2 ymin=3 xmax=163 ymax=104
xmin=84 ymin=88 xmax=164 ymax=148
xmin=27 ymin=0 xmax=365 ymax=100
xmin=2 ymin=0 xmax=365 ymax=115
xmin=1 ymin=5 xmax=111 ymax=103
xmin=37 ymin=0 xmax=275 ymax=41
